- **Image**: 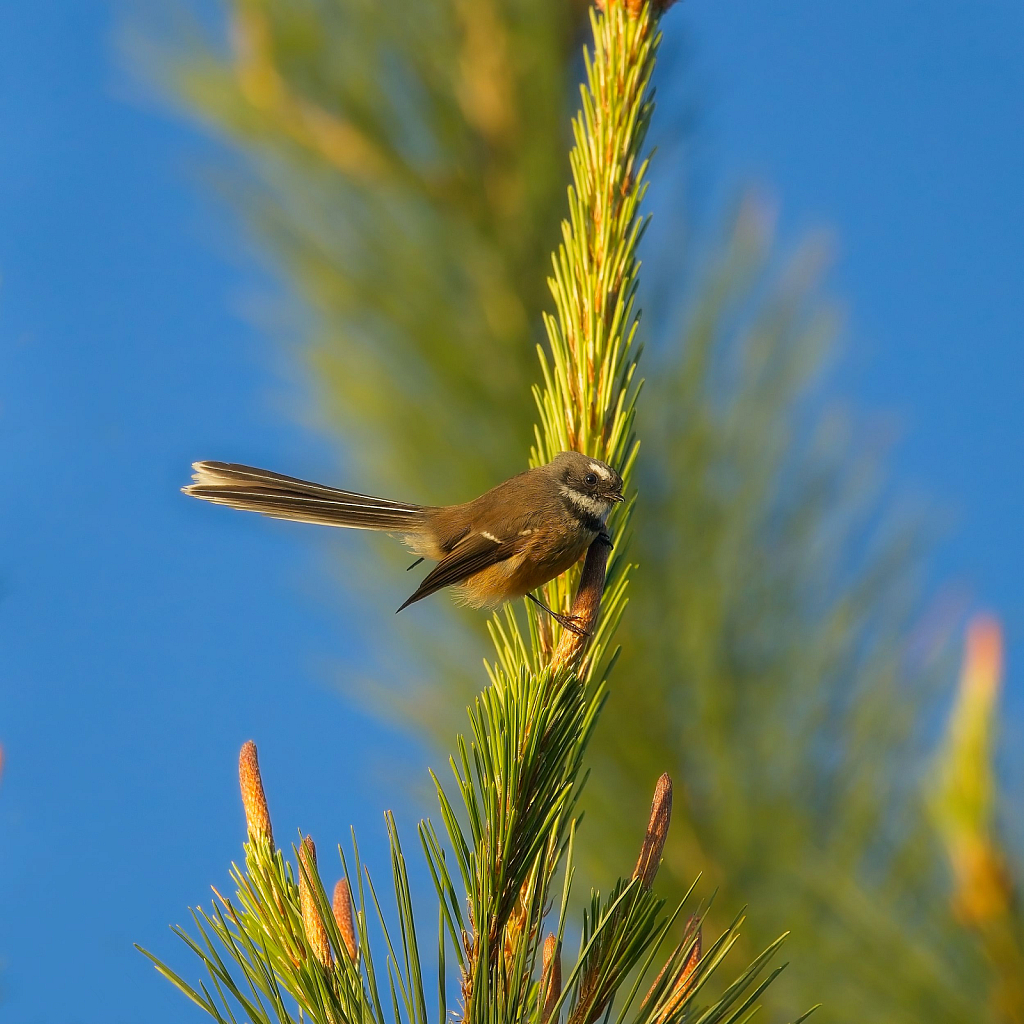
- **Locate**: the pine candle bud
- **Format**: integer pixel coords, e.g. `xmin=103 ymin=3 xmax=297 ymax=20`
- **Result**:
xmin=541 ymin=933 xmax=561 ymax=1024
xmin=644 ymin=917 xmax=702 ymax=1022
xmin=660 ymin=921 xmax=701 ymax=1021
xmin=299 ymin=836 xmax=333 ymax=968
xmin=238 ymin=741 xmax=273 ymax=846
xmin=675 ymin=921 xmax=702 ymax=999
xmin=332 ymin=878 xmax=357 ymax=960
xmin=596 ymin=0 xmax=678 ymax=14
xmin=633 ymin=773 xmax=672 ymax=889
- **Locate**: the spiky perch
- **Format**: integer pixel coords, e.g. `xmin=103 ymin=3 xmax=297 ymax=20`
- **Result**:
xmin=522 ymin=0 xmax=656 ymax=668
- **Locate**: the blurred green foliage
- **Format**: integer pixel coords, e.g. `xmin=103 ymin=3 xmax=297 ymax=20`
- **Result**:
xmin=930 ymin=617 xmax=1024 ymax=1022
xmin=156 ymin=0 xmax=1023 ymax=1020
xmin=164 ymin=0 xmax=578 ymax=499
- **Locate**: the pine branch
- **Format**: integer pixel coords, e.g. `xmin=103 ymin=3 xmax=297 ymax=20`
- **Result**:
xmin=523 ymin=2 xmax=655 ymax=667
xmin=141 ymin=7 xmax=801 ymax=1024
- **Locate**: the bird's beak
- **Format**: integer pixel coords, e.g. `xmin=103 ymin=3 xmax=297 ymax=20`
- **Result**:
xmin=611 ymin=491 xmax=625 ymax=503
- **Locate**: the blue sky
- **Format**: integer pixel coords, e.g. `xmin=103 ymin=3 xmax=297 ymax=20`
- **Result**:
xmin=0 ymin=2 xmax=1020 ymax=1021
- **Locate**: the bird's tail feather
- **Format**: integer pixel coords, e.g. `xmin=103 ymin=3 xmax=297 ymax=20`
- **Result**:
xmin=183 ymin=461 xmax=428 ymax=532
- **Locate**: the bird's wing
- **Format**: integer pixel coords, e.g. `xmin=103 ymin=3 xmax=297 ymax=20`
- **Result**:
xmin=397 ymin=531 xmax=520 ymax=611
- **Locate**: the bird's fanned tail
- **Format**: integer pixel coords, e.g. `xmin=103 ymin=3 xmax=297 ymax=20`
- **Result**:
xmin=183 ymin=461 xmax=429 ymax=532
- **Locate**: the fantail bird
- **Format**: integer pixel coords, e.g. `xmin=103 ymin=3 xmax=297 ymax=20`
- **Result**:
xmin=183 ymin=451 xmax=624 ymax=634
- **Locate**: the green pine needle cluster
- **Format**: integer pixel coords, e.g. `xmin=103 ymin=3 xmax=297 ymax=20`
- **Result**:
xmin=139 ymin=5 xmax=807 ymax=1023
xmin=521 ymin=3 xmax=649 ymax=670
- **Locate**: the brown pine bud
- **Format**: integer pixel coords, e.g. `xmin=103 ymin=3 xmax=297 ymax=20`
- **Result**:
xmin=645 ymin=917 xmax=702 ymax=1022
xmin=541 ymin=933 xmax=562 ymax=1024
xmin=633 ymin=773 xmax=672 ymax=889
xmin=597 ymin=0 xmax=678 ymax=15
xmin=238 ymin=741 xmax=273 ymax=846
xmin=332 ymin=878 xmax=357 ymax=960
xmin=299 ymin=836 xmax=333 ymax=968
xmin=675 ymin=920 xmax=701 ymax=997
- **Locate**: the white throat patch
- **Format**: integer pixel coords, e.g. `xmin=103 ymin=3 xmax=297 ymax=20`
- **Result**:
xmin=560 ymin=484 xmax=611 ymax=523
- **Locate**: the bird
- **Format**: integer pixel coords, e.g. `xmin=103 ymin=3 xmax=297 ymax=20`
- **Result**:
xmin=183 ymin=451 xmax=624 ymax=634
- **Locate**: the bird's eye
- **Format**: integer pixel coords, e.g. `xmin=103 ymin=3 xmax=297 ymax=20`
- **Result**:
xmin=584 ymin=473 xmax=598 ymax=487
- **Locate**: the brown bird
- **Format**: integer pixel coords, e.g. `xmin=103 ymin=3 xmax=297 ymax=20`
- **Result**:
xmin=183 ymin=451 xmax=623 ymax=634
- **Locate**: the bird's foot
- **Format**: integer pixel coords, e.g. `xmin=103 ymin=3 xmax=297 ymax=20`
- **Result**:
xmin=550 ymin=610 xmax=591 ymax=638
xmin=526 ymin=592 xmax=591 ymax=637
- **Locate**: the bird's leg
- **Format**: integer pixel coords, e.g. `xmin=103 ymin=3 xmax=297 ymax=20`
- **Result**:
xmin=598 ymin=530 xmax=614 ymax=548
xmin=526 ymin=592 xmax=590 ymax=638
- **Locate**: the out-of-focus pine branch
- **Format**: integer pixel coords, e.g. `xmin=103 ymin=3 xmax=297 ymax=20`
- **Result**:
xmin=931 ymin=617 xmax=1024 ymax=1023
xmin=140 ymin=6 xmax=799 ymax=1024
xmin=159 ymin=0 xmax=576 ymax=500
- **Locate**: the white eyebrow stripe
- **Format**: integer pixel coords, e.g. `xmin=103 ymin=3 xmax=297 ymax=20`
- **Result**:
xmin=588 ymin=462 xmax=612 ymax=480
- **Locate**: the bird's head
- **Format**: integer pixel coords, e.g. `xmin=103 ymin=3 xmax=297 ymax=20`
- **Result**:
xmin=549 ymin=451 xmax=624 ymax=522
